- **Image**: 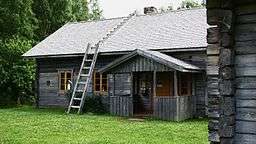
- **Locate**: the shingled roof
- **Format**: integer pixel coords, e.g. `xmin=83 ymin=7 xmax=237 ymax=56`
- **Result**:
xmin=23 ymin=8 xmax=208 ymax=58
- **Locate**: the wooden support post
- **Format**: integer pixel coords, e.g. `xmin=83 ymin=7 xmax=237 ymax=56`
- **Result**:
xmin=174 ymin=71 xmax=178 ymax=96
xmin=153 ymin=70 xmax=156 ymax=97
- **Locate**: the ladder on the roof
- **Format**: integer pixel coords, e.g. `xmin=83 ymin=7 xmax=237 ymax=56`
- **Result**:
xmin=67 ymin=11 xmax=137 ymax=114
xmin=67 ymin=43 xmax=99 ymax=114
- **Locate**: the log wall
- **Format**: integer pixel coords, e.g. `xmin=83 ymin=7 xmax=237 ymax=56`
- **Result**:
xmin=207 ymin=0 xmax=256 ymax=143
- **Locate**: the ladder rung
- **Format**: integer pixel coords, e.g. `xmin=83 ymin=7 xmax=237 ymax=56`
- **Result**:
xmin=83 ymin=67 xmax=90 ymax=69
xmin=81 ymin=74 xmax=89 ymax=77
xmin=73 ymin=98 xmax=82 ymax=101
xmin=70 ymin=106 xmax=80 ymax=109
xmin=78 ymin=81 xmax=86 ymax=85
xmin=76 ymin=89 xmax=83 ymax=93
xmin=85 ymin=59 xmax=93 ymax=62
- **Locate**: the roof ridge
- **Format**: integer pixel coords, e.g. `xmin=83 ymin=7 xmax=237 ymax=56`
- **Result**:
xmin=136 ymin=7 xmax=206 ymax=17
xmin=93 ymin=11 xmax=137 ymax=47
xmin=66 ymin=16 xmax=127 ymax=25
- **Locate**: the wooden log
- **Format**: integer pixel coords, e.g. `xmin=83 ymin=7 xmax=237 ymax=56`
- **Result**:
xmin=222 ymin=97 xmax=235 ymax=115
xmin=236 ymin=108 xmax=256 ymax=122
xmin=236 ymin=121 xmax=256 ymax=134
xmin=220 ymin=125 xmax=234 ymax=138
xmin=207 ymin=65 xmax=219 ymax=76
xmin=219 ymin=80 xmax=234 ymax=95
xmin=209 ymin=131 xmax=220 ymax=142
xmin=207 ymin=10 xmax=233 ymax=27
xmin=220 ymin=67 xmax=233 ymax=80
xmin=235 ymin=134 xmax=256 ymax=144
xmin=219 ymin=48 xmax=233 ymax=67
xmin=208 ymin=55 xmax=219 ymax=66
xmin=220 ymin=33 xmax=233 ymax=47
xmin=207 ymin=27 xmax=220 ymax=44
xmin=207 ymin=44 xmax=220 ymax=55
xmin=209 ymin=120 xmax=219 ymax=130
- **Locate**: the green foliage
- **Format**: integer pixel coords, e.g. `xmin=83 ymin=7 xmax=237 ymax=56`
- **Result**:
xmin=179 ymin=0 xmax=204 ymax=9
xmin=0 ymin=0 xmax=38 ymax=40
xmin=33 ymin=0 xmax=91 ymax=40
xmin=0 ymin=107 xmax=208 ymax=144
xmin=0 ymin=36 xmax=35 ymax=106
xmin=88 ymin=0 xmax=103 ymax=20
xmin=159 ymin=5 xmax=174 ymax=13
xmin=65 ymin=91 xmax=107 ymax=114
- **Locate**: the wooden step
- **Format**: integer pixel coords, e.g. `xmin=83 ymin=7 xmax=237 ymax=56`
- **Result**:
xmin=76 ymin=89 xmax=83 ymax=93
xmin=85 ymin=59 xmax=93 ymax=62
xmin=73 ymin=98 xmax=82 ymax=101
xmin=83 ymin=67 xmax=90 ymax=69
xmin=70 ymin=106 xmax=80 ymax=109
xmin=78 ymin=81 xmax=86 ymax=85
xmin=80 ymin=74 xmax=89 ymax=77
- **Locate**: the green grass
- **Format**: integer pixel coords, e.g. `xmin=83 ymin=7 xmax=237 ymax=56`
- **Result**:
xmin=0 ymin=106 xmax=208 ymax=144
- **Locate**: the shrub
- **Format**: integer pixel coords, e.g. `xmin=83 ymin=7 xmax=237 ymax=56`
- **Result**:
xmin=0 ymin=36 xmax=35 ymax=107
xmin=65 ymin=90 xmax=107 ymax=114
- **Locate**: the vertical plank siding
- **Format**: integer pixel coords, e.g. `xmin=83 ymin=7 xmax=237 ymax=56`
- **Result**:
xmin=194 ymin=73 xmax=207 ymax=117
xmin=153 ymin=96 xmax=195 ymax=121
xmin=110 ymin=96 xmax=133 ymax=117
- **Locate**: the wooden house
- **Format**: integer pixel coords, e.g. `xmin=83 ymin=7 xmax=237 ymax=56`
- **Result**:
xmin=23 ymin=8 xmax=208 ymax=121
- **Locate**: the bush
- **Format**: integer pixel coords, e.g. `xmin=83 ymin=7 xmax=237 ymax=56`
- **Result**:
xmin=65 ymin=90 xmax=107 ymax=114
xmin=0 ymin=36 xmax=35 ymax=107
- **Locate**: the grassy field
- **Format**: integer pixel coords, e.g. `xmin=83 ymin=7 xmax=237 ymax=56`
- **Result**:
xmin=0 ymin=107 xmax=208 ymax=144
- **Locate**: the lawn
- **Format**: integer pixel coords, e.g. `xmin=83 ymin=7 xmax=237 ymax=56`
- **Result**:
xmin=0 ymin=107 xmax=208 ymax=144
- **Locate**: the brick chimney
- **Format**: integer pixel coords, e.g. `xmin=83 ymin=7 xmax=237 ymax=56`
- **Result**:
xmin=144 ymin=6 xmax=158 ymax=15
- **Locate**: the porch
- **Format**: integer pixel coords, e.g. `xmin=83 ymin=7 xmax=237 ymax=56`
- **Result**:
xmin=99 ymin=49 xmax=202 ymax=121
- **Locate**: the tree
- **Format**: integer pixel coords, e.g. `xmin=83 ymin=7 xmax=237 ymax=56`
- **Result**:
xmin=88 ymin=0 xmax=103 ymax=20
xmin=0 ymin=0 xmax=38 ymax=40
xmin=179 ymin=0 xmax=203 ymax=9
xmin=33 ymin=0 xmax=90 ymax=40
xmin=0 ymin=36 xmax=35 ymax=106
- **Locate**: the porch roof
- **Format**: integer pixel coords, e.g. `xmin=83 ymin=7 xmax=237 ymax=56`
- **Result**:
xmin=99 ymin=49 xmax=201 ymax=73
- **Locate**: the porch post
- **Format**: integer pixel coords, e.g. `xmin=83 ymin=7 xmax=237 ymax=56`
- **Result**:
xmin=153 ymin=70 xmax=156 ymax=97
xmin=174 ymin=70 xmax=178 ymax=96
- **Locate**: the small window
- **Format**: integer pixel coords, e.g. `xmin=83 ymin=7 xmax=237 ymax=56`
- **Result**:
xmin=178 ymin=73 xmax=192 ymax=96
xmin=93 ymin=72 xmax=108 ymax=94
xmin=59 ymin=71 xmax=72 ymax=92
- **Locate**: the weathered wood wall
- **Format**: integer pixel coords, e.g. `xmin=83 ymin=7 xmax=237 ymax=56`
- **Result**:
xmin=234 ymin=1 xmax=256 ymax=143
xmin=194 ymin=73 xmax=207 ymax=117
xmin=109 ymin=73 xmax=133 ymax=116
xmin=36 ymin=55 xmax=119 ymax=107
xmin=153 ymin=96 xmax=195 ymax=121
xmin=109 ymin=96 xmax=133 ymax=116
xmin=207 ymin=0 xmax=256 ymax=143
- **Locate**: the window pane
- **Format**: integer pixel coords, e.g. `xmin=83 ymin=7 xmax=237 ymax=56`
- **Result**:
xmin=102 ymin=79 xmax=107 ymax=84
xmin=66 ymin=72 xmax=71 ymax=79
xmin=61 ymin=73 xmax=65 ymax=78
xmin=95 ymin=85 xmax=100 ymax=91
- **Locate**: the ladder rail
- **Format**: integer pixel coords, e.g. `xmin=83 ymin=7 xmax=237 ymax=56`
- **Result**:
xmin=67 ymin=43 xmax=91 ymax=113
xmin=78 ymin=44 xmax=100 ymax=114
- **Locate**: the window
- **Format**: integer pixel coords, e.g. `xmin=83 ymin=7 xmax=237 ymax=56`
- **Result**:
xmin=94 ymin=72 xmax=108 ymax=94
xmin=59 ymin=71 xmax=72 ymax=92
xmin=178 ymin=73 xmax=192 ymax=96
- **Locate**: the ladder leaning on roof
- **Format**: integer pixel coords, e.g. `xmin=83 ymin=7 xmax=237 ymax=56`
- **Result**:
xmin=67 ymin=43 xmax=99 ymax=114
xmin=67 ymin=11 xmax=137 ymax=114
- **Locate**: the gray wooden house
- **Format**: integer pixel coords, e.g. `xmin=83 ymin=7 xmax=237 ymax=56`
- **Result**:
xmin=23 ymin=8 xmax=208 ymax=121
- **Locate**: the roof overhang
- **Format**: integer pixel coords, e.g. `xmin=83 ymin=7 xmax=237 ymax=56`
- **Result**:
xmin=22 ymin=47 xmax=206 ymax=59
xmin=99 ymin=49 xmax=202 ymax=73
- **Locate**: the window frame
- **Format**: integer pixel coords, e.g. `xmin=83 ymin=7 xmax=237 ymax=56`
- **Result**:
xmin=58 ymin=69 xmax=73 ymax=94
xmin=93 ymin=71 xmax=108 ymax=95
